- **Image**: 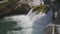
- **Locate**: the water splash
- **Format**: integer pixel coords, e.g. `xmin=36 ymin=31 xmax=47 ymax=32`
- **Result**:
xmin=3 ymin=0 xmax=54 ymax=34
xmin=4 ymin=7 xmax=53 ymax=34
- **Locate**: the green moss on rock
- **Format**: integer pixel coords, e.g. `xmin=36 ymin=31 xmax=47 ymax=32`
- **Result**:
xmin=33 ymin=4 xmax=49 ymax=14
xmin=0 ymin=2 xmax=8 ymax=10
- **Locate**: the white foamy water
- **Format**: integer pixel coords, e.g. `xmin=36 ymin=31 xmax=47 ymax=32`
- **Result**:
xmin=4 ymin=0 xmax=53 ymax=34
xmin=5 ymin=7 xmax=53 ymax=34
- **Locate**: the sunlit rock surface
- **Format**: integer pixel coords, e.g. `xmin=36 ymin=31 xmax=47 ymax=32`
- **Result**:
xmin=32 ymin=0 xmax=44 ymax=6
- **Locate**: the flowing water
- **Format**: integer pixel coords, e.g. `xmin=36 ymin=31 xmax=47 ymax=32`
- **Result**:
xmin=0 ymin=0 xmax=53 ymax=34
xmin=3 ymin=7 xmax=53 ymax=34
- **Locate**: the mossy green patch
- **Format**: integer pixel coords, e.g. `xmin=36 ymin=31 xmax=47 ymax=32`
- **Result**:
xmin=33 ymin=4 xmax=49 ymax=14
xmin=0 ymin=2 xmax=8 ymax=10
xmin=0 ymin=0 xmax=16 ymax=10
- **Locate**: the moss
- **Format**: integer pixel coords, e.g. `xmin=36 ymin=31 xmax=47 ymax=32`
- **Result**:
xmin=33 ymin=4 xmax=48 ymax=14
xmin=0 ymin=0 xmax=16 ymax=10
xmin=0 ymin=2 xmax=8 ymax=10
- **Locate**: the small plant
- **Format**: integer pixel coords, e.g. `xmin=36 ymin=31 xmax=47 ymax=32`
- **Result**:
xmin=33 ymin=4 xmax=50 ymax=14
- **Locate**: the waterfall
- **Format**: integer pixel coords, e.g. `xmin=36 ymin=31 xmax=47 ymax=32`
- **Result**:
xmin=27 ymin=8 xmax=33 ymax=18
xmin=2 ymin=0 xmax=53 ymax=34
xmin=26 ymin=7 xmax=53 ymax=34
xmin=4 ymin=6 xmax=53 ymax=34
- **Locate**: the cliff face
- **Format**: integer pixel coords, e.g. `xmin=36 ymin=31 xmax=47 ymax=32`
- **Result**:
xmin=0 ymin=0 xmax=31 ymax=18
xmin=0 ymin=0 xmax=17 ymax=17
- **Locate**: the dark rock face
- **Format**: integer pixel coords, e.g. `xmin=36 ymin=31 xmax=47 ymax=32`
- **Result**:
xmin=55 ymin=0 xmax=60 ymax=3
xmin=43 ymin=26 xmax=52 ymax=34
xmin=0 ymin=0 xmax=31 ymax=18
xmin=0 ymin=3 xmax=31 ymax=18
xmin=55 ymin=9 xmax=60 ymax=24
xmin=12 ymin=4 xmax=31 ymax=15
xmin=43 ymin=0 xmax=51 ymax=5
xmin=0 ymin=0 xmax=3 ymax=1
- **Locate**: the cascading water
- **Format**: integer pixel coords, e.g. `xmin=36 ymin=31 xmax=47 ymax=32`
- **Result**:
xmin=4 ymin=7 xmax=53 ymax=34
xmin=1 ymin=0 xmax=53 ymax=34
xmin=27 ymin=7 xmax=53 ymax=34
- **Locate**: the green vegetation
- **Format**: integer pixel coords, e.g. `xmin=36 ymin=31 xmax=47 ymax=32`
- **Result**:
xmin=0 ymin=2 xmax=8 ymax=10
xmin=0 ymin=0 xmax=17 ymax=10
xmin=33 ymin=4 xmax=49 ymax=14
